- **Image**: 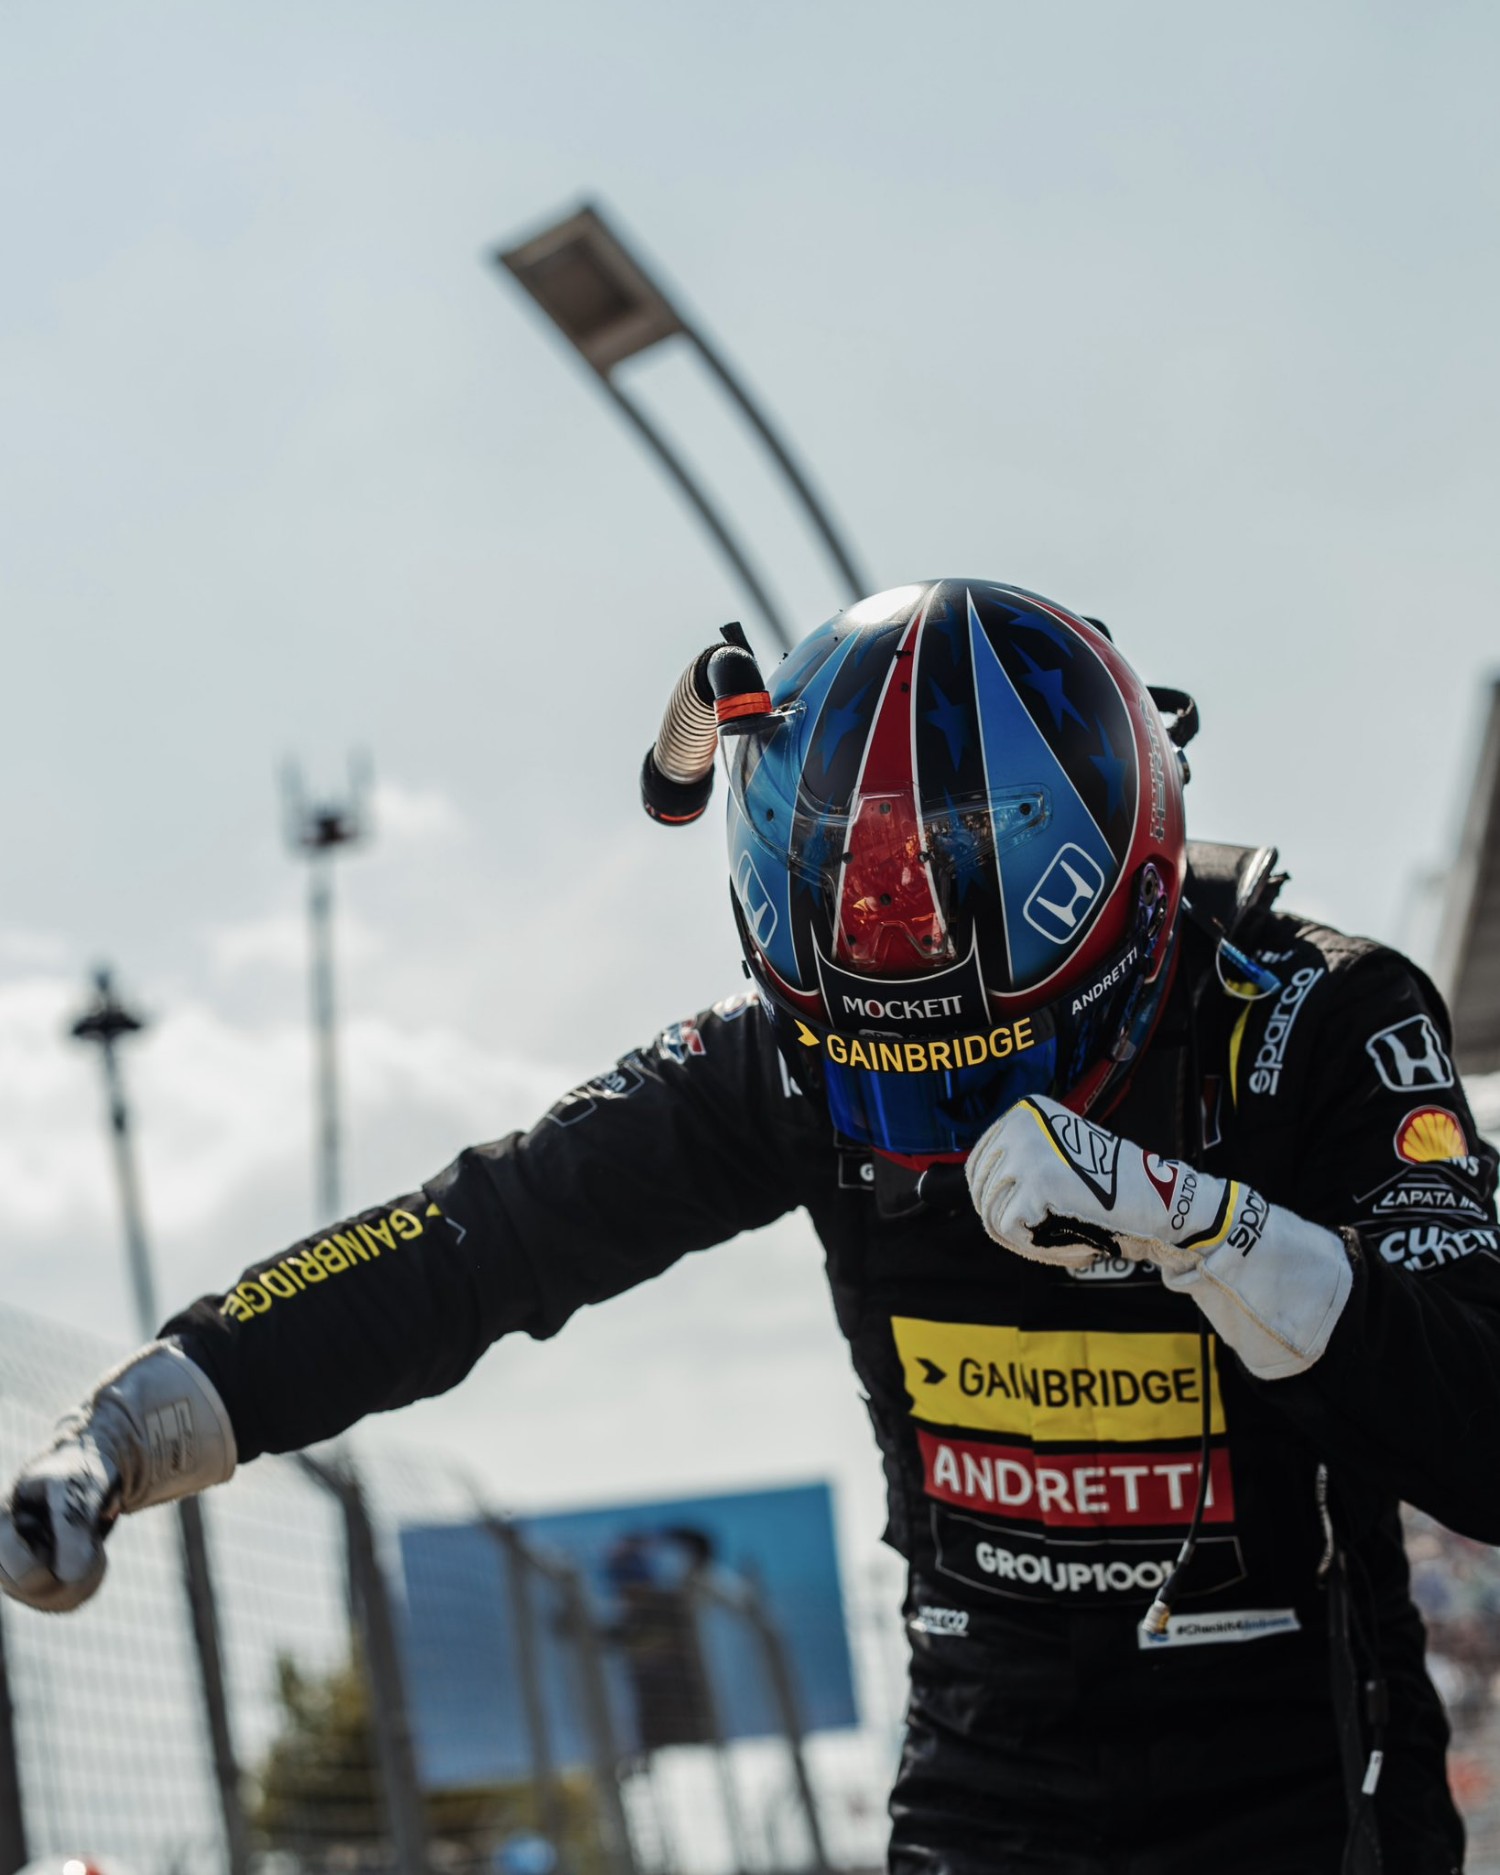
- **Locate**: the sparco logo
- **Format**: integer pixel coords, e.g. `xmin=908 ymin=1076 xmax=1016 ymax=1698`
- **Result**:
xmin=1023 ymin=844 xmax=1107 ymax=945
xmin=1365 ymin=1015 xmax=1455 ymax=1093
xmin=910 ymin=1605 xmax=970 ymax=1637
xmin=1247 ymin=967 xmax=1324 ymax=1096
xmin=1228 ymin=1186 xmax=1269 ymax=1256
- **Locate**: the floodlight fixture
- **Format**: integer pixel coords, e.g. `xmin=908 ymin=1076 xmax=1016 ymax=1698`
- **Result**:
xmin=494 ymin=203 xmax=870 ymax=652
xmin=499 ymin=203 xmax=686 ymax=375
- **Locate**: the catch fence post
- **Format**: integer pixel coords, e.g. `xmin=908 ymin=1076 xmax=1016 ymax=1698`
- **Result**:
xmin=176 ymin=1496 xmax=253 ymax=1874
xmin=0 ymin=1602 xmax=29 ymax=1875
xmin=682 ymin=1576 xmax=753 ymax=1875
xmin=740 ymin=1582 xmax=832 ymax=1875
xmin=299 ymin=1452 xmax=430 ymax=1874
xmin=555 ymin=1565 xmax=640 ymax=1875
xmin=480 ymin=1516 xmax=568 ymax=1848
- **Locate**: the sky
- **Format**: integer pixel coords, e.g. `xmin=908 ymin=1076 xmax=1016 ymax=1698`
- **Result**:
xmin=1 ymin=0 xmax=1498 ymax=1585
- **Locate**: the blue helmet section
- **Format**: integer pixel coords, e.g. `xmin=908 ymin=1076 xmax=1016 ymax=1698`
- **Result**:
xmin=722 ymin=580 xmax=1179 ymax=1156
xmin=967 ymin=591 xmax=1121 ymax=989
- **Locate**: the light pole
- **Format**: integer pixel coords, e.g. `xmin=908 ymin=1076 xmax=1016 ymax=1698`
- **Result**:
xmin=69 ymin=967 xmax=251 ymax=1875
xmin=492 ymin=202 xmax=870 ymax=652
xmin=283 ymin=757 xmax=372 ymax=1226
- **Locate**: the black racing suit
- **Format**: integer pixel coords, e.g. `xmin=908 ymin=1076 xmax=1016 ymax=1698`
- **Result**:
xmin=166 ymin=846 xmax=1500 ymax=1874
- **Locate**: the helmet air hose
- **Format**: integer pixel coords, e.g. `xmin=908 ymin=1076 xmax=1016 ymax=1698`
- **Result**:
xmin=640 ymin=622 xmax=777 ymax=824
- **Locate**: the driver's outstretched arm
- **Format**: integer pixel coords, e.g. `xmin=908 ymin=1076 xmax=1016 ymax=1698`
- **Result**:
xmin=2 ymin=999 xmax=804 ymax=1611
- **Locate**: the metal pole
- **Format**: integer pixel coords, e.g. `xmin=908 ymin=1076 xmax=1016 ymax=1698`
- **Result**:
xmin=684 ymin=324 xmax=869 ymax=604
xmin=481 ymin=1518 xmax=568 ymax=1848
xmin=283 ymin=760 xmax=369 ymax=1226
xmin=494 ymin=204 xmax=868 ymax=652
xmin=308 ymin=851 xmax=341 ymax=1223
xmin=69 ymin=970 xmax=251 ymax=1875
xmin=601 ymin=373 xmax=793 ymax=653
xmin=301 ymin=1454 xmax=430 ymax=1874
xmin=682 ymin=1578 xmax=752 ymax=1875
xmin=556 ymin=1569 xmax=640 ymax=1875
xmin=0 ymin=1603 xmax=29 ymax=1875
xmin=175 ymin=1497 xmax=251 ymax=1874
xmin=95 ymin=1012 xmax=158 ymax=1333
xmin=738 ymin=1585 xmax=832 ymax=1875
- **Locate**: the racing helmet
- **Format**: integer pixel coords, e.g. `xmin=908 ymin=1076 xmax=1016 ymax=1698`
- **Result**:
xmin=717 ymin=581 xmax=1189 ymax=1160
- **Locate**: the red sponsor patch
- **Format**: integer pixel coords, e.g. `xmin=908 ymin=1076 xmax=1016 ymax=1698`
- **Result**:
xmin=916 ymin=1430 xmax=1235 ymax=1529
xmin=1143 ymin=1150 xmax=1180 ymax=1210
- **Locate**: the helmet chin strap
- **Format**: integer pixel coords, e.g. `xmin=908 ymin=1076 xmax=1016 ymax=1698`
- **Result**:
xmin=872 ymin=1144 xmax=970 ymax=1172
xmin=865 ymin=946 xmax=1182 ymax=1177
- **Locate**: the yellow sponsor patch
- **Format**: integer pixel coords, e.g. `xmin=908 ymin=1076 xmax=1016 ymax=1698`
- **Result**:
xmin=891 ymin=1317 xmax=1225 ymax=1443
xmin=1394 ymin=1106 xmax=1469 ymax=1165
xmin=804 ymin=1017 xmax=1037 ymax=1073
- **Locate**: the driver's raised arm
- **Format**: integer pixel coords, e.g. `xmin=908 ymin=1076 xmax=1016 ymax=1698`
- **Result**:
xmin=0 ymin=995 xmax=806 ymax=1610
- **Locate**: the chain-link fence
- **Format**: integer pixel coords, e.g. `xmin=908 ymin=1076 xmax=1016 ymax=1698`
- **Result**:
xmin=2 ymin=1302 xmax=1498 ymax=1874
xmin=0 ymin=1305 xmax=892 ymax=1875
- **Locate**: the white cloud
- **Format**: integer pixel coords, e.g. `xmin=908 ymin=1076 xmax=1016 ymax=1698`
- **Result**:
xmin=0 ymin=935 xmax=581 ymax=1276
xmin=0 ymin=974 xmax=115 ymax=1231
xmin=0 ymin=928 xmax=68 ymax=969
xmin=369 ymin=777 xmax=468 ymax=847
xmin=205 ymin=906 xmax=381 ymax=977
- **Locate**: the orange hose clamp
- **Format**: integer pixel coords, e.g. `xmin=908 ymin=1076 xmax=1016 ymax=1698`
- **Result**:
xmin=715 ymin=691 xmax=773 ymax=725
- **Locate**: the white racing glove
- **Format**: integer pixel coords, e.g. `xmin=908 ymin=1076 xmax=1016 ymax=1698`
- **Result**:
xmin=966 ymin=1095 xmax=1354 ymax=1381
xmin=0 ymin=1339 xmax=236 ymax=1613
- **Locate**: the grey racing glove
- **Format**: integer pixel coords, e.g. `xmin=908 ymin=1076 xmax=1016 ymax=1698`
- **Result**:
xmin=0 ymin=1339 xmax=236 ymax=1613
xmin=966 ymin=1095 xmax=1354 ymax=1380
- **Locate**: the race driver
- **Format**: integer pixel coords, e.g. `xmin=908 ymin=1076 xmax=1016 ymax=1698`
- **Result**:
xmin=3 ymin=580 xmax=1498 ymax=1875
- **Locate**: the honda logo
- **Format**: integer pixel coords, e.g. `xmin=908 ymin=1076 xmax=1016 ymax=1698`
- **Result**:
xmin=735 ymin=851 xmax=779 ymax=948
xmin=1365 ymin=1015 xmax=1455 ymax=1093
xmin=1023 ymin=844 xmax=1107 ymax=945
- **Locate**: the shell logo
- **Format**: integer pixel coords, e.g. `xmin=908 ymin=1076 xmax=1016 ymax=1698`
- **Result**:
xmin=1394 ymin=1106 xmax=1469 ymax=1165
